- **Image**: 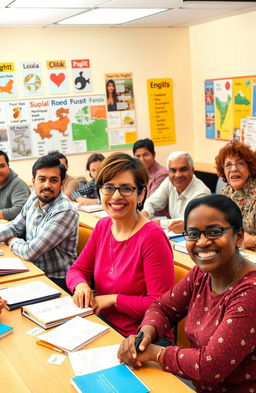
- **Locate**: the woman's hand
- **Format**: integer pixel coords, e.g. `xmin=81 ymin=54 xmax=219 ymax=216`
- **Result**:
xmin=118 ymin=325 xmax=158 ymax=367
xmin=73 ymin=282 xmax=93 ymax=308
xmin=168 ymin=220 xmax=184 ymax=233
xmin=0 ymin=298 xmax=7 ymax=313
xmin=91 ymin=294 xmax=117 ymax=315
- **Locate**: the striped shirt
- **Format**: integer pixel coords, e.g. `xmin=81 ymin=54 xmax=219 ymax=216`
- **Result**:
xmin=71 ymin=179 xmax=97 ymax=200
xmin=0 ymin=192 xmax=79 ymax=279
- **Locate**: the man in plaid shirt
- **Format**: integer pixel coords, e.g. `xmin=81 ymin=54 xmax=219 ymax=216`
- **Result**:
xmin=0 ymin=155 xmax=78 ymax=293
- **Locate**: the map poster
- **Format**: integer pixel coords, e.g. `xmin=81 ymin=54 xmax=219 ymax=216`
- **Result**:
xmin=105 ymin=72 xmax=137 ymax=148
xmin=214 ymin=79 xmax=233 ymax=140
xmin=21 ymin=61 xmax=43 ymax=96
xmin=70 ymin=95 xmax=109 ymax=151
xmin=147 ymin=78 xmax=176 ymax=145
xmin=71 ymin=59 xmax=92 ymax=93
xmin=47 ymin=60 xmax=68 ymax=95
xmin=0 ymin=62 xmax=17 ymax=98
xmin=204 ymin=80 xmax=215 ymax=139
xmin=233 ymin=77 xmax=252 ymax=140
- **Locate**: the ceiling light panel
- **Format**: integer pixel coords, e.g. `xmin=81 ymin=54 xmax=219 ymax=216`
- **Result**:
xmin=58 ymin=8 xmax=167 ymax=25
xmin=8 ymin=0 xmax=106 ymax=8
xmin=102 ymin=0 xmax=182 ymax=8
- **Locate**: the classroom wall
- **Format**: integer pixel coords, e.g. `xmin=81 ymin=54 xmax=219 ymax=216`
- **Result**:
xmin=2 ymin=26 xmax=193 ymax=183
xmin=189 ymin=9 xmax=256 ymax=166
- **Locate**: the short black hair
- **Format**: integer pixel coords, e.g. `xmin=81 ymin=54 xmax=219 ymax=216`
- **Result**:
xmin=86 ymin=153 xmax=105 ymax=171
xmin=0 ymin=150 xmax=9 ymax=164
xmin=32 ymin=155 xmax=66 ymax=181
xmin=132 ymin=138 xmax=155 ymax=155
xmin=184 ymin=194 xmax=243 ymax=231
xmin=48 ymin=150 xmax=68 ymax=166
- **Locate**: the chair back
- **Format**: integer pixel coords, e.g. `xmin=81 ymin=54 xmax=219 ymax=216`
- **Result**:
xmin=174 ymin=264 xmax=191 ymax=348
xmin=77 ymin=226 xmax=92 ymax=255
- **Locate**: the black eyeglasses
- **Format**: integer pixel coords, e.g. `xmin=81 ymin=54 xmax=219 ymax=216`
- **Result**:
xmin=183 ymin=226 xmax=235 ymax=241
xmin=100 ymin=185 xmax=137 ymax=197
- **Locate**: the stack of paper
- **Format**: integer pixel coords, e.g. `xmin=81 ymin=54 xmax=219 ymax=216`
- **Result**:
xmin=22 ymin=296 xmax=93 ymax=329
xmin=0 ymin=258 xmax=28 ymax=275
xmin=36 ymin=316 xmax=109 ymax=353
xmin=79 ymin=204 xmax=103 ymax=213
xmin=0 ymin=281 xmax=61 ymax=310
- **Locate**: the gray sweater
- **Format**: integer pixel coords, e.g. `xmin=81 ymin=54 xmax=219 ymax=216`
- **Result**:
xmin=0 ymin=169 xmax=30 ymax=220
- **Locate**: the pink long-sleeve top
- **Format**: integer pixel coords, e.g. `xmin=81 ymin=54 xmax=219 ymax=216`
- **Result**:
xmin=66 ymin=217 xmax=174 ymax=337
xmin=141 ymin=266 xmax=256 ymax=393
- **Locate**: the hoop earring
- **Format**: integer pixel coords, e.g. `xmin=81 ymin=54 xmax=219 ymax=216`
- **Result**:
xmin=137 ymin=201 xmax=142 ymax=207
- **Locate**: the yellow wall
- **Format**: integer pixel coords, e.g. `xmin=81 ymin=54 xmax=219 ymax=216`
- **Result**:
xmin=2 ymin=27 xmax=193 ymax=183
xmin=189 ymin=10 xmax=256 ymax=165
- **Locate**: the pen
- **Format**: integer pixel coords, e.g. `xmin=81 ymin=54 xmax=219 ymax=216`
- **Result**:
xmin=135 ymin=331 xmax=144 ymax=351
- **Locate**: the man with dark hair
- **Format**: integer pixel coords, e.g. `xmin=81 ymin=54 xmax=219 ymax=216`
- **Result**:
xmin=132 ymin=138 xmax=168 ymax=197
xmin=48 ymin=150 xmax=79 ymax=198
xmin=0 ymin=155 xmax=78 ymax=292
xmin=71 ymin=153 xmax=105 ymax=206
xmin=0 ymin=150 xmax=30 ymax=220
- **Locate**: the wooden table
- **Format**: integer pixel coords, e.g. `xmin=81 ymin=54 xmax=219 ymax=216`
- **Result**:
xmin=0 ymin=244 xmax=45 ymax=285
xmin=1 ymin=275 xmax=194 ymax=393
xmin=78 ymin=210 xmax=100 ymax=230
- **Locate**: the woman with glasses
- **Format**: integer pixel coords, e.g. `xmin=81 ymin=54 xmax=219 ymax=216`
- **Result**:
xmin=66 ymin=152 xmax=174 ymax=337
xmin=215 ymin=141 xmax=256 ymax=249
xmin=118 ymin=194 xmax=256 ymax=393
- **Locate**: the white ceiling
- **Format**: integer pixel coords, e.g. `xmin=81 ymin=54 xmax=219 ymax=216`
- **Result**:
xmin=0 ymin=1 xmax=256 ymax=28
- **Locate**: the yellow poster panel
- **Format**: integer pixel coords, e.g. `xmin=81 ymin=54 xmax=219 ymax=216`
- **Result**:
xmin=233 ymin=77 xmax=252 ymax=132
xmin=214 ymin=79 xmax=233 ymax=140
xmin=147 ymin=78 xmax=176 ymax=145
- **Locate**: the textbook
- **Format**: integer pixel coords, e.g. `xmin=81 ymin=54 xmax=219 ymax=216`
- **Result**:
xmin=0 ymin=322 xmax=13 ymax=338
xmin=173 ymin=240 xmax=189 ymax=254
xmin=0 ymin=257 xmax=28 ymax=275
xmin=22 ymin=296 xmax=93 ymax=329
xmin=0 ymin=281 xmax=61 ymax=311
xmin=79 ymin=204 xmax=103 ymax=213
xmin=71 ymin=364 xmax=150 ymax=393
xmin=37 ymin=316 xmax=109 ymax=353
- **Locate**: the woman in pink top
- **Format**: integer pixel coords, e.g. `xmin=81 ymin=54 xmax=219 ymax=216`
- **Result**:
xmin=118 ymin=194 xmax=256 ymax=392
xmin=66 ymin=152 xmax=174 ymax=337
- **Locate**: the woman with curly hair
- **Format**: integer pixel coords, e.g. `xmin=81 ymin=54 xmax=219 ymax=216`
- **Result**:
xmin=215 ymin=141 xmax=256 ymax=249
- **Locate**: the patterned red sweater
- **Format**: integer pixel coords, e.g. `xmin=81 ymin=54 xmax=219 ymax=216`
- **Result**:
xmin=141 ymin=266 xmax=256 ymax=393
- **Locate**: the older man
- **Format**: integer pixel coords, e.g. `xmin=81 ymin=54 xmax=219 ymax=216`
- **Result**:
xmin=0 ymin=155 xmax=78 ymax=292
xmin=142 ymin=151 xmax=211 ymax=233
xmin=0 ymin=150 xmax=30 ymax=220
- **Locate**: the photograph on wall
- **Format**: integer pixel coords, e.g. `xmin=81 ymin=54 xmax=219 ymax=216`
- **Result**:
xmin=0 ymin=62 xmax=17 ymax=98
xmin=147 ymin=78 xmax=176 ymax=145
xmin=71 ymin=59 xmax=92 ymax=93
xmin=105 ymin=72 xmax=137 ymax=148
xmin=47 ymin=59 xmax=68 ymax=95
xmin=21 ymin=61 xmax=43 ymax=96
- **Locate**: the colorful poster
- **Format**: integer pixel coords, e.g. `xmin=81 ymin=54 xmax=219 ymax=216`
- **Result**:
xmin=204 ymin=80 xmax=215 ymax=139
xmin=105 ymin=72 xmax=137 ymax=148
xmin=0 ymin=62 xmax=17 ymax=98
xmin=214 ymin=79 xmax=233 ymax=140
xmin=47 ymin=60 xmax=68 ymax=95
xmin=233 ymin=77 xmax=252 ymax=140
xmin=0 ymin=95 xmax=108 ymax=160
xmin=71 ymin=59 xmax=92 ymax=93
xmin=21 ymin=61 xmax=43 ymax=96
xmin=147 ymin=78 xmax=176 ymax=145
xmin=244 ymin=117 xmax=256 ymax=149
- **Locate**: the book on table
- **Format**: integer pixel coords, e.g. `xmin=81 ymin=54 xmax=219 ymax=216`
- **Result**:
xmin=79 ymin=204 xmax=103 ymax=213
xmin=71 ymin=364 xmax=150 ymax=393
xmin=0 ymin=322 xmax=13 ymax=338
xmin=0 ymin=257 xmax=29 ymax=275
xmin=0 ymin=281 xmax=61 ymax=311
xmin=22 ymin=296 xmax=93 ymax=329
xmin=173 ymin=240 xmax=188 ymax=254
xmin=36 ymin=316 xmax=109 ymax=353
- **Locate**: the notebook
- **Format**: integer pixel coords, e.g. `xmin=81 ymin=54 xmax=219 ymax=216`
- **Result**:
xmin=79 ymin=204 xmax=103 ymax=213
xmin=0 ymin=322 xmax=13 ymax=338
xmin=22 ymin=296 xmax=93 ymax=329
xmin=0 ymin=257 xmax=28 ymax=275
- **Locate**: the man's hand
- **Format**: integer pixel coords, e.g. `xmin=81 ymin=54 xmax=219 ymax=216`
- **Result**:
xmin=168 ymin=220 xmax=184 ymax=233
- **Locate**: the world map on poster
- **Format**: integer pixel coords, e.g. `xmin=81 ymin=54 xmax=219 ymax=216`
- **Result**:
xmin=215 ymin=95 xmax=231 ymax=128
xmin=0 ymin=95 xmax=109 ymax=160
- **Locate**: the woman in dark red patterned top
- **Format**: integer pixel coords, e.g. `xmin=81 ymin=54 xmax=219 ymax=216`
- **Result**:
xmin=118 ymin=194 xmax=256 ymax=393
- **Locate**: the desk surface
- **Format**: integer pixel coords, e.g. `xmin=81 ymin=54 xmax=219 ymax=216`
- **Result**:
xmin=0 ymin=244 xmax=45 ymax=284
xmin=78 ymin=209 xmax=100 ymax=230
xmin=1 ymin=275 xmax=194 ymax=393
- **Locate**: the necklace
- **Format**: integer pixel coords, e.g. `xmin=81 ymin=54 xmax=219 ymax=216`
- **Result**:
xmin=109 ymin=218 xmax=138 ymax=273
xmin=227 ymin=261 xmax=242 ymax=290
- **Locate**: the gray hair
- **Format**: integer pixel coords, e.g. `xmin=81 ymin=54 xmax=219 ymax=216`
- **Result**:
xmin=166 ymin=151 xmax=194 ymax=169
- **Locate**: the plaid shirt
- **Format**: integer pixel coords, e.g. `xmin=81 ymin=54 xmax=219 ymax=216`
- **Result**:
xmin=71 ymin=179 xmax=97 ymax=200
xmin=0 ymin=192 xmax=79 ymax=279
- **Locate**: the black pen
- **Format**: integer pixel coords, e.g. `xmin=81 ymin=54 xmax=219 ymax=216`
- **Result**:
xmin=135 ymin=331 xmax=144 ymax=351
